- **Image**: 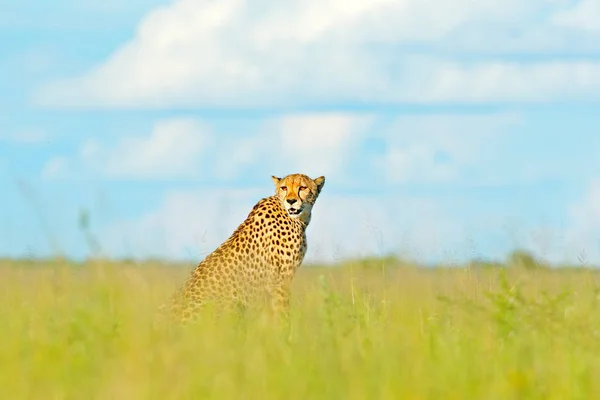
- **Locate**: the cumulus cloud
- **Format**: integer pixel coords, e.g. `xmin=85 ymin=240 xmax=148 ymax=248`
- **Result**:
xmin=41 ymin=113 xmax=372 ymax=182
xmin=34 ymin=0 xmax=600 ymax=108
xmin=99 ymin=187 xmax=465 ymax=264
xmin=96 ymin=118 xmax=212 ymax=179
xmin=552 ymin=0 xmax=600 ymax=33
xmin=305 ymin=192 xmax=467 ymax=263
xmin=87 ymin=111 xmax=559 ymax=264
xmin=379 ymin=113 xmax=523 ymax=184
xmin=101 ymin=188 xmax=265 ymax=260
xmin=271 ymin=113 xmax=372 ymax=181
xmin=563 ymin=179 xmax=600 ymax=263
xmin=52 ymin=108 xmax=594 ymax=264
xmin=500 ymin=177 xmax=600 ymax=266
xmin=41 ymin=111 xmax=547 ymax=186
xmin=42 ymin=118 xmax=212 ymax=180
xmin=209 ymin=113 xmax=371 ymax=182
xmin=0 ymin=129 xmax=50 ymax=144
xmin=41 ymin=156 xmax=69 ymax=180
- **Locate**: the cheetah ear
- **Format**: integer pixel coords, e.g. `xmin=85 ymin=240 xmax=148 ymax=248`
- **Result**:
xmin=271 ymin=176 xmax=281 ymax=186
xmin=313 ymin=176 xmax=325 ymax=193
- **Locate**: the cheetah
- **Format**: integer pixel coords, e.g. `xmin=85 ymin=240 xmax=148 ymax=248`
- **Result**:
xmin=163 ymin=173 xmax=325 ymax=323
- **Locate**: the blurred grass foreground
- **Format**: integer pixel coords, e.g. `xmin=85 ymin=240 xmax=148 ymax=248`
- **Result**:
xmin=2 ymin=255 xmax=600 ymax=399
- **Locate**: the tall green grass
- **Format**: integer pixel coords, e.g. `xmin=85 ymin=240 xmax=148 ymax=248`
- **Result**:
xmin=1 ymin=258 xmax=600 ymax=399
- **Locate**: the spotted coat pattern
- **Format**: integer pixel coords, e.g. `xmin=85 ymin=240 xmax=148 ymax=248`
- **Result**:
xmin=164 ymin=173 xmax=325 ymax=323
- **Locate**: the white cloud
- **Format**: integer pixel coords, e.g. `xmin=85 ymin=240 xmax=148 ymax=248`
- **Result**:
xmin=209 ymin=134 xmax=267 ymax=180
xmin=573 ymin=180 xmax=600 ymax=224
xmin=563 ymin=179 xmax=600 ymax=263
xmin=99 ymin=187 xmax=465 ymax=264
xmin=401 ymin=59 xmax=600 ymax=103
xmin=0 ymin=128 xmax=50 ymax=144
xmin=41 ymin=156 xmax=69 ymax=180
xmin=43 ymin=118 xmax=212 ymax=179
xmin=101 ymin=188 xmax=265 ymax=260
xmin=552 ymin=0 xmax=600 ymax=33
xmin=35 ymin=0 xmax=600 ymax=109
xmin=42 ymin=113 xmax=371 ymax=182
xmin=38 ymin=111 xmax=582 ymax=196
xmin=211 ymin=113 xmax=369 ymax=182
xmin=105 ymin=183 xmax=593 ymax=265
xmin=49 ymin=109 xmax=596 ymax=265
xmin=305 ymin=193 xmax=465 ymax=263
xmin=100 ymin=118 xmax=212 ymax=179
xmin=379 ymin=113 xmax=523 ymax=184
xmin=276 ymin=113 xmax=372 ymax=180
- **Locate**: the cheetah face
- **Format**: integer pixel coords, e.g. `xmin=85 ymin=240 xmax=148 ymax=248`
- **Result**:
xmin=272 ymin=174 xmax=325 ymax=220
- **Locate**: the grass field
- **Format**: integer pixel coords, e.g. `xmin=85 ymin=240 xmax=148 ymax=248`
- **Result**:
xmin=1 ymin=256 xmax=600 ymax=399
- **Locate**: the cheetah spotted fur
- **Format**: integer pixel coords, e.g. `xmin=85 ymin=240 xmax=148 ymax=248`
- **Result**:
xmin=163 ymin=173 xmax=325 ymax=323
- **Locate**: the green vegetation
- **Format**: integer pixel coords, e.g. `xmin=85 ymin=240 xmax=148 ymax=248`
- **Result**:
xmin=1 ymin=255 xmax=600 ymax=399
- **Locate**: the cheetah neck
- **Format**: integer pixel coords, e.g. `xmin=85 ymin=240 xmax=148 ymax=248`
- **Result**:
xmin=297 ymin=213 xmax=311 ymax=228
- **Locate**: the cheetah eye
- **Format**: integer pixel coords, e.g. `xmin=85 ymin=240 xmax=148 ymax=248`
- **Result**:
xmin=299 ymin=186 xmax=307 ymax=191
xmin=280 ymin=186 xmax=287 ymax=191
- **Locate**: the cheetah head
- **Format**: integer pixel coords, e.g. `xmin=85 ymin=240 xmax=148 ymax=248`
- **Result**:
xmin=272 ymin=173 xmax=325 ymax=222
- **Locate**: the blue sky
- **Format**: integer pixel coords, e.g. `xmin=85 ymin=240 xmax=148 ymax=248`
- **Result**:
xmin=2 ymin=0 xmax=600 ymax=265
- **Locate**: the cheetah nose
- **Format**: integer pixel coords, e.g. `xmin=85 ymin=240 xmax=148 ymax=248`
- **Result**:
xmin=286 ymin=198 xmax=297 ymax=205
